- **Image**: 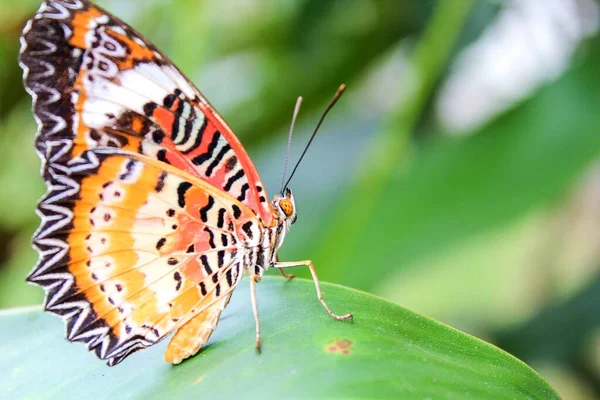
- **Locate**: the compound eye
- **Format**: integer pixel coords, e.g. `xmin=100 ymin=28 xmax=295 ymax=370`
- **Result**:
xmin=279 ymin=199 xmax=294 ymax=217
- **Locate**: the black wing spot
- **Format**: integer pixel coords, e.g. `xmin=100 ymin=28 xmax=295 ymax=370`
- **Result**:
xmin=191 ymin=132 xmax=220 ymax=165
xmin=177 ymin=182 xmax=193 ymax=208
xmin=237 ymin=183 xmax=249 ymax=202
xmin=156 ymin=237 xmax=166 ymax=250
xmin=205 ymin=144 xmax=231 ymax=177
xmin=174 ymin=271 xmax=182 ymax=290
xmin=118 ymin=159 xmax=136 ymax=181
xmin=143 ymin=102 xmax=157 ymax=116
xmin=200 ymin=255 xmax=212 ymax=274
xmin=225 ymin=156 xmax=237 ymax=171
xmin=217 ymin=208 xmax=226 ymax=229
xmin=181 ymin=118 xmax=207 ymax=155
xmin=163 ymin=94 xmax=176 ymax=108
xmin=157 ymin=149 xmax=168 ymax=163
xmin=155 ymin=171 xmax=167 ymax=192
xmin=224 ymin=169 xmax=244 ymax=192
xmin=199 ymin=196 xmax=215 ymax=222
xmin=199 ymin=282 xmax=207 ymax=296
xmin=183 ymin=119 xmax=194 ymax=145
xmin=167 ymin=208 xmax=175 ymax=217
xmin=242 ymin=221 xmax=254 ymax=239
xmin=174 ymin=271 xmax=181 ymax=281
xmin=170 ymin=99 xmax=187 ymax=142
xmin=204 ymin=227 xmax=216 ymax=248
xmin=152 ymin=130 xmax=165 ymax=144
xmin=226 ymin=268 xmax=234 ymax=287
xmin=232 ymin=204 xmax=241 ymax=219
xmin=187 ymin=244 xmax=195 ymax=253
xmin=168 ymin=257 xmax=178 ymax=265
xmin=217 ymin=250 xmax=225 ymax=268
xmin=212 ymin=273 xmax=219 ymax=283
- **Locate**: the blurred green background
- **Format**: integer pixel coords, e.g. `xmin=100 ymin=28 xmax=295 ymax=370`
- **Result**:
xmin=2 ymin=0 xmax=600 ymax=397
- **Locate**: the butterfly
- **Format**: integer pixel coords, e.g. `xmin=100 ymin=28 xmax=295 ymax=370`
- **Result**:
xmin=19 ymin=0 xmax=352 ymax=366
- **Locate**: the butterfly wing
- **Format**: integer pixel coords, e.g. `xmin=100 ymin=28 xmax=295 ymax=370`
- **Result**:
xmin=30 ymin=149 xmax=260 ymax=365
xmin=19 ymin=0 xmax=273 ymax=225
xmin=164 ymin=292 xmax=233 ymax=364
xmin=20 ymin=0 xmax=275 ymax=365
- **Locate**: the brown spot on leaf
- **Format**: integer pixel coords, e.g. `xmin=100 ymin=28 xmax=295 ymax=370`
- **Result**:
xmin=325 ymin=339 xmax=352 ymax=355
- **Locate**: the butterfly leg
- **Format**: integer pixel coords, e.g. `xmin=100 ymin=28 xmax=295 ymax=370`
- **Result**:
xmin=276 ymin=255 xmax=295 ymax=280
xmin=278 ymin=268 xmax=295 ymax=280
xmin=273 ymin=260 xmax=353 ymax=322
xmin=250 ymin=273 xmax=262 ymax=352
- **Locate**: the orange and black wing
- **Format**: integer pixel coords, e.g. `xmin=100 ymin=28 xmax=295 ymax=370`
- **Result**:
xmin=19 ymin=0 xmax=274 ymax=365
xmin=20 ymin=0 xmax=273 ymax=223
xmin=29 ymin=150 xmax=260 ymax=365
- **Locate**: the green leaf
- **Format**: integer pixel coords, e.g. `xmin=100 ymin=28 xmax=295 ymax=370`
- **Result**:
xmin=1 ymin=277 xmax=557 ymax=399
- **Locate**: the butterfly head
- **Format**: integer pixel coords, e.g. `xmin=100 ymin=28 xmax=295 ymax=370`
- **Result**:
xmin=273 ymin=187 xmax=297 ymax=226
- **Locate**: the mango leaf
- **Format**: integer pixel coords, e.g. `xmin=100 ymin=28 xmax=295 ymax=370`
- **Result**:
xmin=1 ymin=277 xmax=557 ymax=399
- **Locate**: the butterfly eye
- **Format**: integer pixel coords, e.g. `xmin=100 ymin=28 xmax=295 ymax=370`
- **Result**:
xmin=279 ymin=199 xmax=294 ymax=218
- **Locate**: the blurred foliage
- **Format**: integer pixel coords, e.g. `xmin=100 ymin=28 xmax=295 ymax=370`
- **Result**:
xmin=2 ymin=0 xmax=600 ymax=398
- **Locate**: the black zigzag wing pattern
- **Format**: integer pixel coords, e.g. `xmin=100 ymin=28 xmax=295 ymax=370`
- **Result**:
xmin=19 ymin=1 xmax=124 ymax=364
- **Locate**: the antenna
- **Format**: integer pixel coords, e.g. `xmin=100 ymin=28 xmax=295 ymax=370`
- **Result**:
xmin=282 ymin=84 xmax=346 ymax=192
xmin=280 ymin=96 xmax=303 ymax=193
